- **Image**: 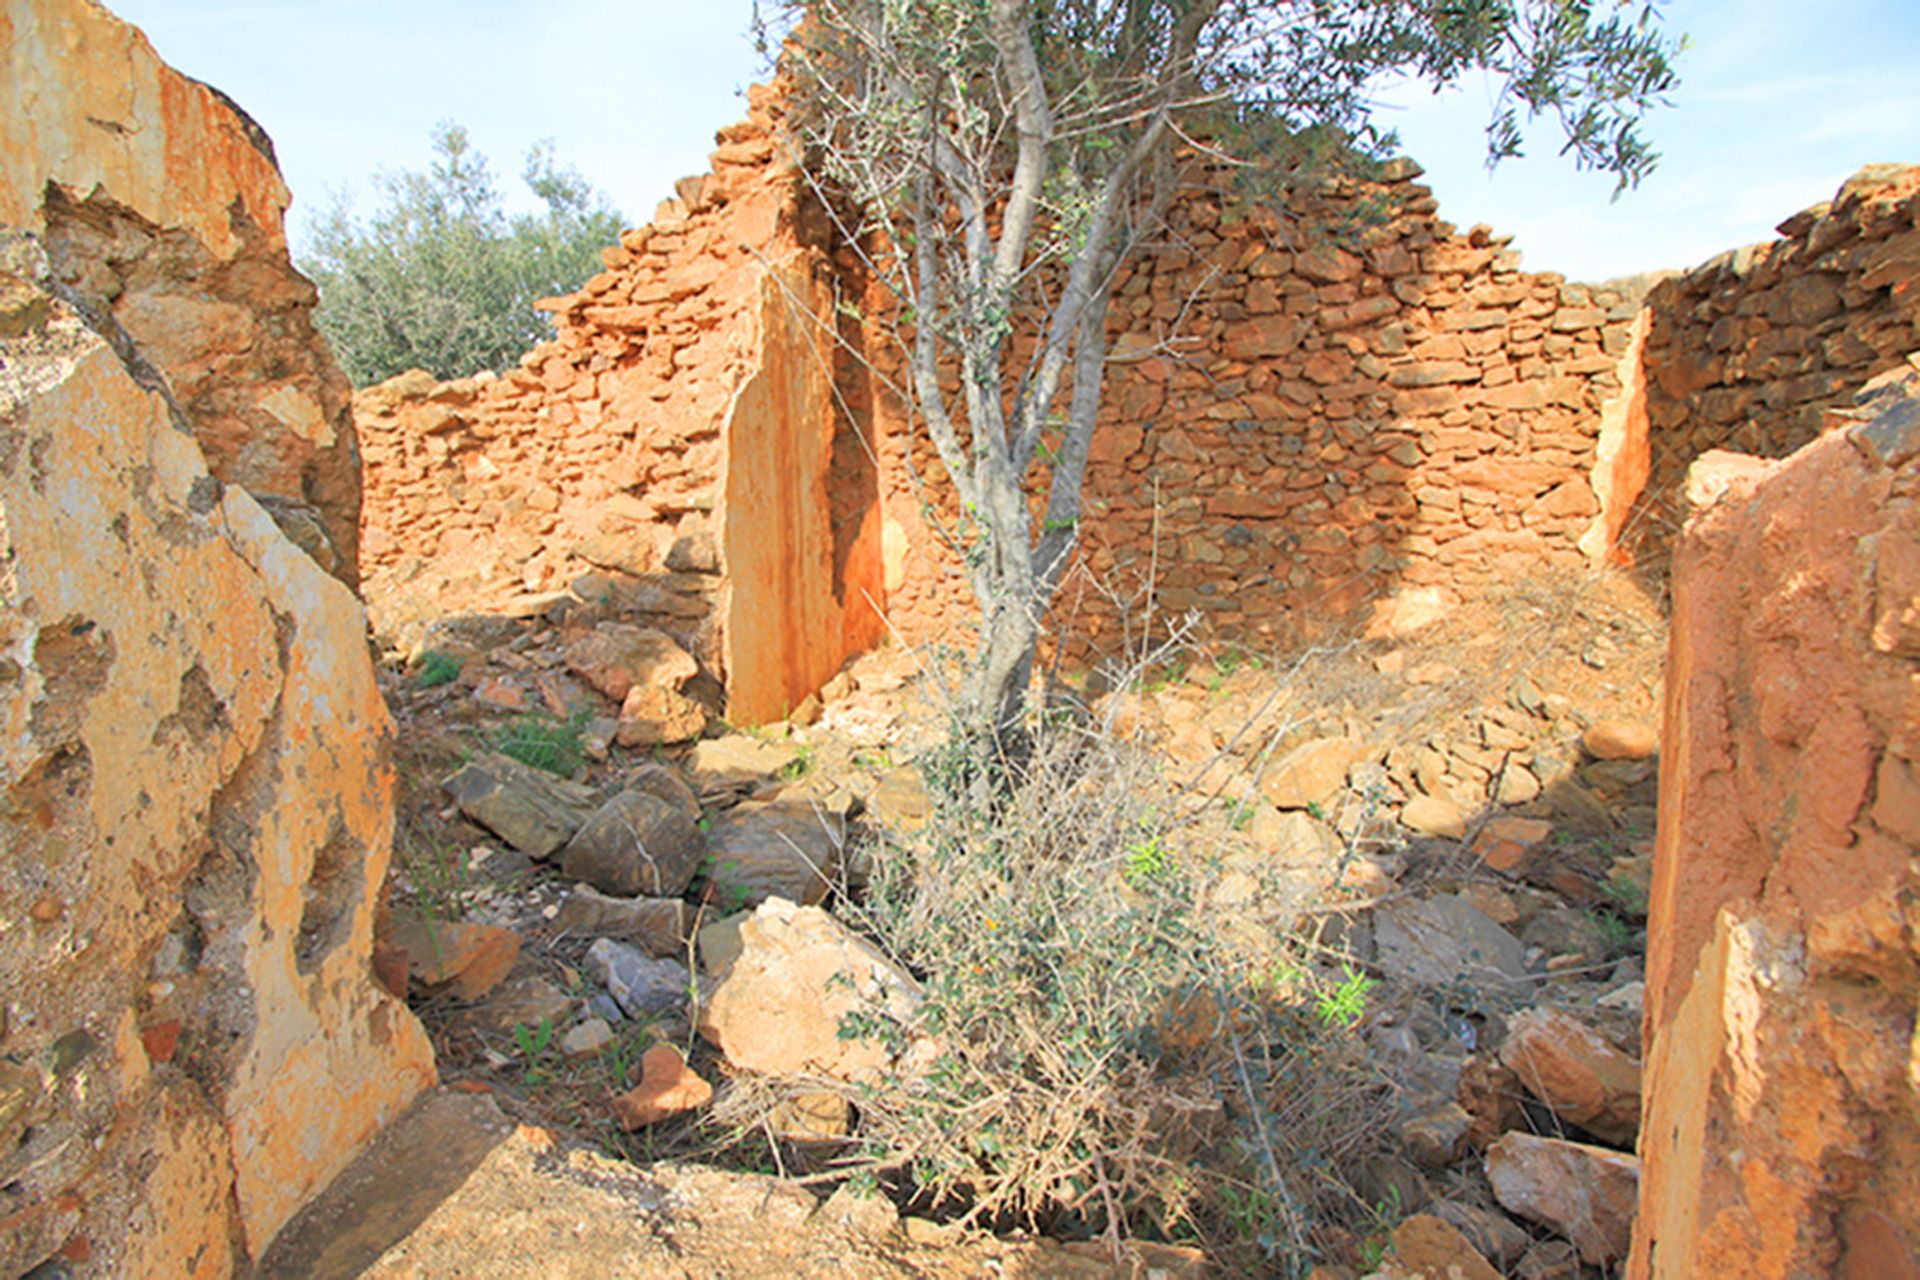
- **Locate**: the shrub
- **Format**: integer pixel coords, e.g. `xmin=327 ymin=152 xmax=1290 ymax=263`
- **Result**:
xmin=413 ymin=648 xmax=464 ymax=688
xmin=818 ymin=692 xmax=1391 ymax=1270
xmin=488 ymin=709 xmax=589 ymax=777
xmin=301 ymin=122 xmax=624 ymax=385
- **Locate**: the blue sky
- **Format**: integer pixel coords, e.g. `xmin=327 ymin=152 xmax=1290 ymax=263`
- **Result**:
xmin=108 ymin=0 xmax=1919 ymax=282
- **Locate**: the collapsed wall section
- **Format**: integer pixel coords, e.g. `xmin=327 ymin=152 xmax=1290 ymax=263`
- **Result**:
xmin=1 ymin=0 xmax=366 ymax=581
xmin=1620 ymin=165 xmax=1920 ymax=572
xmin=1632 ymin=363 xmax=1920 ymax=1276
xmin=356 ymin=84 xmax=888 ymax=713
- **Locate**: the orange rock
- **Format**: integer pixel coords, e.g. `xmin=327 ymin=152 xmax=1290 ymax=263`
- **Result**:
xmin=1486 ymin=1133 xmax=1638 ymax=1266
xmin=394 ymin=920 xmax=522 ymax=1002
xmin=1497 ymin=1007 xmax=1640 ymax=1146
xmin=1471 ymin=816 xmax=1555 ymax=875
xmin=611 ymin=1045 xmax=713 ymax=1129
xmin=1581 ymin=719 xmax=1657 ymax=760
xmin=140 ymin=1021 xmax=184 ymax=1064
xmin=1387 ymin=1213 xmax=1502 ymax=1280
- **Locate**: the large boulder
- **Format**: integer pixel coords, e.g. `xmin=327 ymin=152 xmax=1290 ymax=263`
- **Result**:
xmin=0 ymin=276 xmax=431 ymax=1271
xmin=1633 ymin=371 xmax=1920 ymax=1277
xmin=698 ymin=898 xmax=927 ymax=1084
xmin=3 ymin=0 xmax=365 ymax=580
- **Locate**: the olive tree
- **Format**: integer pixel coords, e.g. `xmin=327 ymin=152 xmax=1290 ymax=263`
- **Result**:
xmin=756 ymin=0 xmax=1679 ymax=748
xmin=302 ymin=123 xmax=624 ymax=385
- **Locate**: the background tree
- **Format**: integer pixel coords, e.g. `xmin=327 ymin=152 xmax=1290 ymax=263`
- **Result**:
xmin=756 ymin=0 xmax=1680 ymax=749
xmin=302 ymin=122 xmax=624 ymax=385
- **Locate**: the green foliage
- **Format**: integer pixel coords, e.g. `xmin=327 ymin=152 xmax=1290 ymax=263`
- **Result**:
xmin=301 ymin=122 xmax=624 ymax=384
xmin=1314 ymin=966 xmax=1377 ymax=1029
xmin=488 ymin=708 xmax=590 ymax=777
xmin=1590 ymin=908 xmax=1640 ymax=958
xmin=513 ymin=1016 xmax=558 ymax=1087
xmin=413 ymin=648 xmax=464 ymax=689
xmin=1601 ymin=868 xmax=1651 ymax=918
xmin=1122 ymin=827 xmax=1176 ymax=889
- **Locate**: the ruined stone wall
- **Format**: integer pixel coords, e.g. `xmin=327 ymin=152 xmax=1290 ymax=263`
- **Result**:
xmin=1622 ymin=166 xmax=1920 ymax=571
xmin=0 ymin=3 xmax=433 ymax=1272
xmin=1632 ymin=363 xmax=1920 ymax=1277
xmin=854 ymin=163 xmax=1639 ymax=654
xmin=2 ymin=0 xmax=367 ymax=581
xmin=357 ymin=84 xmax=887 ymax=720
xmin=360 ymin=110 xmax=1640 ymax=704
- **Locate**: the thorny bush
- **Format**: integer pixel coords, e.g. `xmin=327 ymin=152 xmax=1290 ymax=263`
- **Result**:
xmin=802 ymin=666 xmax=1394 ymax=1272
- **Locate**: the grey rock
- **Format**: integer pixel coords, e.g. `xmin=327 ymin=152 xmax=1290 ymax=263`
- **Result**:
xmin=554 ymin=885 xmax=690 ymax=957
xmin=450 ymin=975 xmax=574 ymax=1036
xmin=696 ymin=910 xmax=751 ymax=977
xmin=442 ymin=752 xmax=597 ymax=859
xmin=561 ymin=1018 xmax=614 ymax=1058
xmin=560 ymin=787 xmax=707 ymax=896
xmin=1376 ymin=894 xmax=1532 ymax=994
xmin=586 ymin=938 xmax=691 ymax=1019
xmin=702 ymin=801 xmax=844 ymax=909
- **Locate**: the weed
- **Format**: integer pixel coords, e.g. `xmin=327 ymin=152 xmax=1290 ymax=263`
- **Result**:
xmin=779 ymin=742 xmax=816 ymax=781
xmin=413 ymin=648 xmax=464 ymax=688
xmin=1355 ymin=1185 xmax=1405 ymax=1269
xmin=1600 ymin=871 xmax=1650 ymax=919
xmin=1122 ymin=829 xmax=1176 ymax=889
xmin=1590 ymin=909 xmax=1639 ymax=957
xmin=1315 ymin=966 xmax=1377 ymax=1029
xmin=513 ymin=1016 xmax=558 ymax=1087
xmin=699 ymin=856 xmax=752 ymax=915
xmin=489 ymin=708 xmax=590 ymax=776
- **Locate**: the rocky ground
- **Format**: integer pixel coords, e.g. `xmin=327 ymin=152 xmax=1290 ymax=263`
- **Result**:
xmin=317 ymin=562 xmax=1669 ymax=1279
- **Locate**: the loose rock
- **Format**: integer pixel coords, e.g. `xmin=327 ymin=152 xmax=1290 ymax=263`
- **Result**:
xmin=561 ymin=1018 xmax=614 ymax=1059
xmin=442 ymin=753 xmax=598 ymax=859
xmin=1497 ymin=1007 xmax=1641 ymax=1146
xmin=1581 ymin=718 xmax=1657 ymax=761
xmin=610 ymin=1045 xmax=712 ymax=1129
xmin=560 ymin=787 xmax=707 ymax=897
xmin=702 ymin=801 xmax=844 ymax=909
xmin=1375 ymin=894 xmax=1532 ymax=993
xmin=553 ymin=886 xmax=690 ymax=957
xmin=585 ymin=939 xmax=692 ymax=1020
xmin=1485 ymin=1132 xmax=1639 ymax=1266
xmin=698 ymin=898 xmax=926 ymax=1083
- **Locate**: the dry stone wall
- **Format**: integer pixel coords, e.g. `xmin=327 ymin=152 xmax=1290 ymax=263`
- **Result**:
xmin=1623 ymin=165 xmax=1920 ymax=571
xmin=358 ymin=83 xmax=886 ymax=722
xmin=0 ymin=3 xmax=433 ymax=1272
xmin=859 ymin=164 xmax=1640 ymax=653
xmin=359 ymin=99 xmax=1644 ymax=707
xmin=1633 ymin=362 xmax=1920 ymax=1276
